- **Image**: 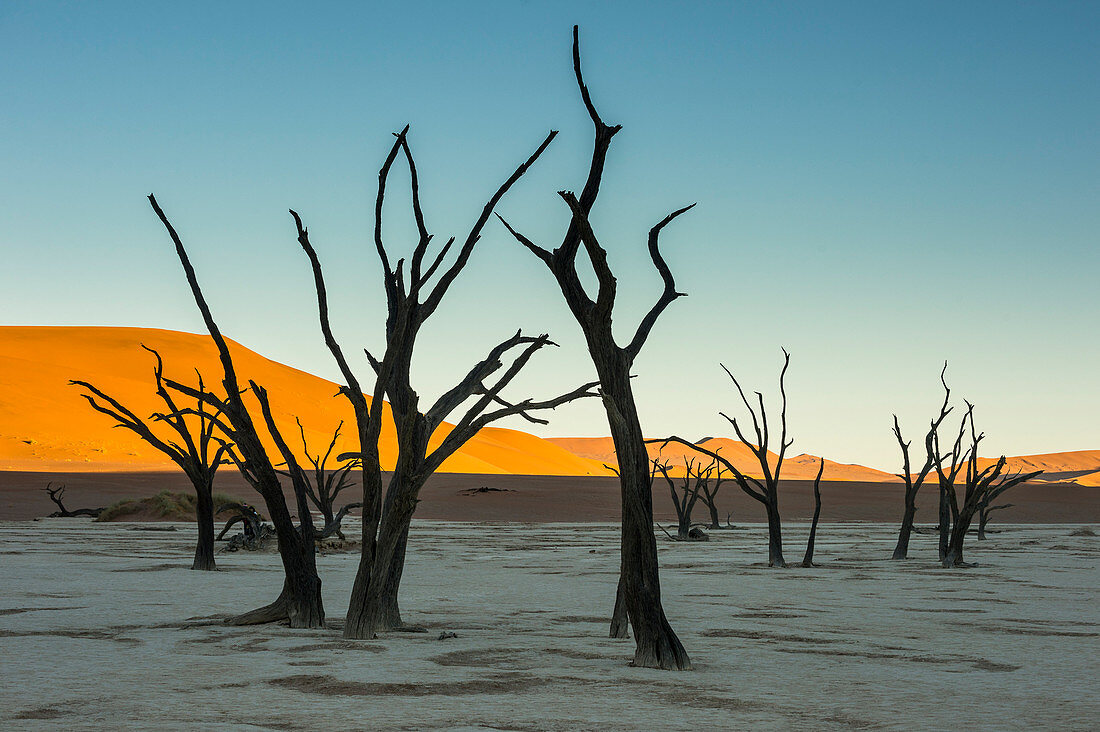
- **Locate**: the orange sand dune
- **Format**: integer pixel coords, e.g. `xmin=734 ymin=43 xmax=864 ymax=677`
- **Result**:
xmin=1069 ymin=470 xmax=1100 ymax=487
xmin=545 ymin=437 xmax=902 ymax=482
xmin=978 ymin=450 xmax=1100 ymax=476
xmin=0 ymin=326 xmax=606 ymax=476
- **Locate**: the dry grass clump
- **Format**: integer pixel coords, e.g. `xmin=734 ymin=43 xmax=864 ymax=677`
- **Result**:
xmin=96 ymin=491 xmax=236 ymax=522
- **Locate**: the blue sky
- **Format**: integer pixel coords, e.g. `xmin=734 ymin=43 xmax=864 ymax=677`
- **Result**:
xmin=1 ymin=1 xmax=1097 ymax=469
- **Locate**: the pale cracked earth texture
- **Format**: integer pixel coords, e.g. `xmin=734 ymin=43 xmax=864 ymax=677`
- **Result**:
xmin=1 ymin=520 xmax=1098 ymax=730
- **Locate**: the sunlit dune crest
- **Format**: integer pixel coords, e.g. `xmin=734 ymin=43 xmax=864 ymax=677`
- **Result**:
xmin=1069 ymin=470 xmax=1100 ymax=487
xmin=0 ymin=326 xmax=606 ymax=476
xmin=979 ymin=450 xmax=1100 ymax=476
xmin=546 ymin=437 xmax=902 ymax=482
xmin=547 ymin=439 xmax=1100 ymax=485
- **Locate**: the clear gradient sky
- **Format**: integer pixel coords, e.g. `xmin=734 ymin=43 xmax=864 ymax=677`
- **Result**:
xmin=1 ymin=1 xmax=1097 ymax=470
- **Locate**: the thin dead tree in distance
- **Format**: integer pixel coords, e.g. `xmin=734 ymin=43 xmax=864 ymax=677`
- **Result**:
xmin=653 ymin=457 xmax=708 ymax=541
xmin=976 ymin=469 xmax=1024 ymax=540
xmin=801 ymin=458 xmax=824 ymax=568
xmin=694 ymin=452 xmax=729 ymax=530
xmin=294 ymin=121 xmax=597 ymax=639
xmin=148 ymin=194 xmax=325 ymax=627
xmin=657 ymin=349 xmax=796 ymax=568
xmin=70 ymin=347 xmax=232 ymax=570
xmin=278 ymin=418 xmax=362 ymax=540
xmin=498 ymin=26 xmax=694 ymax=670
xmin=936 ymin=403 xmax=1042 ymax=567
xmin=42 ymin=483 xmax=104 ymax=518
xmin=890 ymin=362 xmax=954 ymax=560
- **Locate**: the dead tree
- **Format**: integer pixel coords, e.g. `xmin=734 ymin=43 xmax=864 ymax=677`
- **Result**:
xmin=933 ymin=402 xmax=972 ymax=563
xmin=279 ymin=419 xmax=362 ymax=540
xmin=70 ymin=348 xmax=231 ymax=570
xmin=653 ymin=458 xmax=708 ymax=541
xmin=148 ymin=194 xmax=325 ymax=627
xmin=216 ymin=501 xmax=264 ymax=545
xmin=890 ymin=363 xmax=954 ymax=560
xmin=42 ymin=483 xmax=104 ymax=518
xmin=976 ymin=470 xmax=1022 ymax=540
xmin=657 ymin=350 xmax=796 ymax=568
xmin=801 ymin=459 xmax=824 ymax=567
xmin=696 ymin=456 xmax=729 ymax=530
xmin=293 ymin=116 xmax=595 ymax=640
xmin=497 ymin=27 xmax=694 ymax=670
xmin=935 ymin=404 xmax=1042 ymax=567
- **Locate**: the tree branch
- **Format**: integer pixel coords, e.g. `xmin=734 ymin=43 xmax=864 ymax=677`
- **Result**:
xmin=624 ymin=203 xmax=695 ymax=361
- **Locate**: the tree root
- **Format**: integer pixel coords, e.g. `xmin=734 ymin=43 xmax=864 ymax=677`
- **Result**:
xmin=226 ymin=596 xmax=289 ymax=626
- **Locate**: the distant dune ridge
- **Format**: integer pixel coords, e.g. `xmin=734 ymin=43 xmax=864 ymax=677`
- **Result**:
xmin=547 ymin=437 xmax=902 ymax=482
xmin=0 ymin=326 xmax=1095 ymax=485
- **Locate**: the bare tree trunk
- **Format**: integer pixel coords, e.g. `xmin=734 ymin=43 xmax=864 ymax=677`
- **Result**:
xmin=609 ymin=573 xmax=629 ymax=639
xmin=892 ymin=498 xmax=917 ymax=560
xmin=251 ymin=497 xmax=325 ymax=627
xmin=230 ymin=563 xmax=323 ymax=628
xmin=942 ymin=531 xmax=964 ymax=568
xmin=603 ymin=365 xmax=691 ymax=669
xmin=765 ymin=499 xmax=786 ymax=568
xmin=377 ymin=523 xmax=411 ymax=630
xmin=706 ymin=502 xmax=721 ymax=530
xmin=677 ymin=514 xmax=691 ymax=541
xmin=344 ymin=485 xmax=419 ymax=638
xmin=319 ymin=504 xmax=335 ymax=534
xmin=801 ymin=460 xmax=823 ymax=568
xmin=937 ymin=484 xmax=951 ymax=562
xmin=977 ymin=507 xmax=988 ymax=540
xmin=943 ymin=512 xmax=975 ymax=568
xmin=192 ymin=481 xmax=216 ymax=571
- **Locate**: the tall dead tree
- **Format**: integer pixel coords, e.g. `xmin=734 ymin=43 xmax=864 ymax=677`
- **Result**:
xmin=497 ymin=27 xmax=694 ymax=670
xmin=801 ymin=458 xmax=824 ymax=567
xmin=658 ymin=350 xmax=796 ymax=568
xmin=294 ymin=121 xmax=596 ymax=640
xmin=148 ymin=194 xmax=325 ymax=627
xmin=890 ymin=363 xmax=954 ymax=560
xmin=71 ymin=347 xmax=231 ymax=570
xmin=936 ymin=403 xmax=1042 ymax=567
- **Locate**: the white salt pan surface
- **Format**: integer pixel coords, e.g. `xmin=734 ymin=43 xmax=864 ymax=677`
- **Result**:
xmin=1 ymin=520 xmax=1097 ymax=729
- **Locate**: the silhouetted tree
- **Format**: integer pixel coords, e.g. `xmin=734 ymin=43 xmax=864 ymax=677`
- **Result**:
xmin=278 ymin=419 xmax=362 ymax=540
xmin=498 ymin=27 xmax=694 ymax=670
xmin=654 ymin=458 xmax=708 ymax=541
xmin=695 ymin=454 xmax=729 ymax=530
xmin=148 ymin=194 xmax=325 ymax=627
xmin=801 ymin=458 xmax=824 ymax=567
xmin=934 ymin=401 xmax=1042 ymax=567
xmin=659 ymin=350 xmax=796 ymax=568
xmin=71 ymin=347 xmax=231 ymax=570
xmin=976 ymin=470 xmax=1023 ymax=540
xmin=42 ymin=483 xmax=104 ymax=518
xmin=890 ymin=363 xmax=954 ymax=560
xmin=216 ymin=501 xmax=264 ymax=546
xmin=293 ymin=120 xmax=595 ymax=639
